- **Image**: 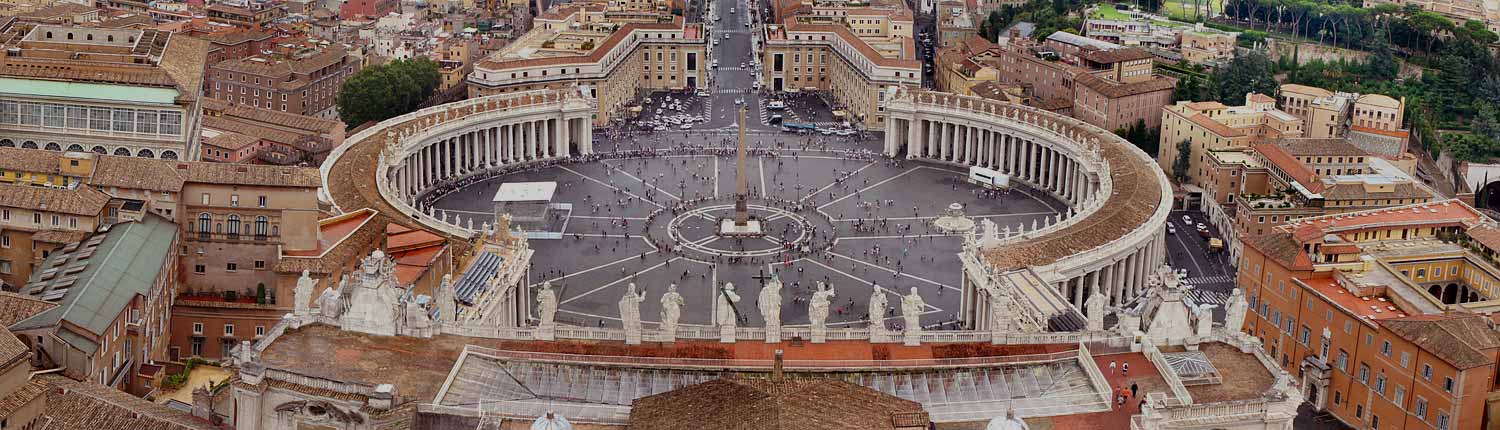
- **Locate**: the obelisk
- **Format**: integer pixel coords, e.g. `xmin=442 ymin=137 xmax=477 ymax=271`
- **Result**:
xmin=733 ymin=104 xmax=750 ymax=226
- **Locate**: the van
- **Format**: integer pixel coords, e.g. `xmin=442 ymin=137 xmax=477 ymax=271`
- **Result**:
xmin=769 ymin=114 xmax=784 ymax=124
xmin=767 ymin=100 xmax=786 ymax=110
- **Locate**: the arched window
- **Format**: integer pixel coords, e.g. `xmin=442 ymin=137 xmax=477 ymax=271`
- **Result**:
xmin=113 ymin=147 xmax=131 ymax=156
xmin=137 ymin=148 xmax=154 ymax=158
xmin=21 ymin=141 xmax=37 ymax=149
xmin=227 ymin=215 xmax=241 ymax=238
xmin=90 ymin=146 xmax=106 ymax=154
xmin=254 ymin=216 xmax=269 ymax=240
xmin=66 ymin=144 xmax=84 ymax=152
xmin=197 ymin=213 xmax=212 ymax=234
xmin=0 ymin=139 xmax=13 ymax=147
xmin=44 ymin=142 xmax=61 ymax=151
xmin=161 ymin=150 xmax=179 ymax=160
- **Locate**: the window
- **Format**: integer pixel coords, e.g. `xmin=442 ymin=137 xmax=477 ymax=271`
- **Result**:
xmin=201 ymin=193 xmax=211 ymax=205
xmin=32 ymin=213 xmax=40 ymax=224
xmin=1422 ymin=364 xmax=1433 ymax=380
xmin=193 ymin=264 xmax=205 ymax=274
xmin=255 ymin=326 xmax=266 ymax=337
xmin=1336 ymin=350 xmax=1348 ymax=371
xmin=1381 ymin=340 xmax=1391 ymax=356
xmin=1299 ymin=326 xmax=1310 ymax=344
xmin=197 ymin=213 xmax=211 ymax=233
xmin=1357 ymin=364 xmax=1369 ymax=383
xmin=1400 ymin=352 xmax=1411 ymax=368
xmin=1393 ymin=385 xmax=1405 ymax=407
xmin=1438 ymin=412 xmax=1450 ymax=430
xmin=224 ymin=324 xmax=234 ymax=336
xmin=1374 ymin=375 xmax=1386 ymax=394
xmin=254 ymin=260 xmax=266 ymax=269
xmin=1415 ymin=397 xmax=1428 ymax=419
xmin=230 ymin=194 xmax=239 ymax=207
xmin=192 ymin=322 xmax=203 ymax=335
xmin=1 ymin=235 xmax=8 ymax=248
xmin=255 ymin=216 xmax=269 ymax=239
xmin=1444 ymin=377 xmax=1454 ymax=393
xmin=226 ymin=262 xmax=237 ymax=272
xmin=257 ymin=195 xmax=267 ymax=207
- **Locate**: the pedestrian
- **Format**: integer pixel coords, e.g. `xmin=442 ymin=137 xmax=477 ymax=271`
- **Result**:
xmin=1130 ymin=382 xmax=1138 ymax=397
xmin=1108 ymin=360 xmax=1117 ymax=374
xmin=1122 ymin=362 xmax=1130 ymax=376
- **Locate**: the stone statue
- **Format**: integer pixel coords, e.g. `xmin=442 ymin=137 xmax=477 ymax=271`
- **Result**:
xmin=535 ymin=282 xmax=558 ymax=326
xmin=901 ymin=287 xmax=925 ymax=334
xmin=868 ymin=284 xmax=888 ymax=335
xmin=618 ymin=282 xmax=645 ymax=334
xmin=294 ymin=270 xmax=315 ymax=318
xmin=758 ymin=273 xmax=783 ymax=326
xmin=809 ymin=281 xmax=835 ymax=327
xmin=1195 ymin=304 xmax=1216 ymax=336
xmin=715 ymin=283 xmax=741 ymax=328
xmin=1225 ymin=287 xmax=1248 ymax=333
xmin=1085 ymin=288 xmax=1108 ymax=332
xmin=660 ymin=283 xmax=684 ymax=334
xmin=436 ymin=274 xmax=456 ymax=323
xmin=989 ymin=293 xmax=1012 ymax=333
xmin=316 ymin=283 xmax=343 ymax=319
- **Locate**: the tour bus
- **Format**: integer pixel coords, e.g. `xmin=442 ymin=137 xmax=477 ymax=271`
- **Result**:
xmin=781 ymin=122 xmax=817 ymax=133
xmin=968 ymin=166 xmax=1010 ymax=189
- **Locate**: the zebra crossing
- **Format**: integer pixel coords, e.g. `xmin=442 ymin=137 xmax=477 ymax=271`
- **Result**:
xmin=1185 ymin=275 xmax=1235 ymax=285
xmin=1186 ymin=289 xmax=1229 ymax=306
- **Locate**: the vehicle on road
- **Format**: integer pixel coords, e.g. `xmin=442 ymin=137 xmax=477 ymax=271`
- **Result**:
xmin=1166 ymin=224 xmax=1176 ymax=235
xmin=1182 ymin=215 xmax=1192 ymax=224
xmin=1208 ymin=238 xmax=1224 ymax=252
xmin=835 ymin=129 xmax=855 ymax=136
xmin=782 ymin=122 xmax=816 ymax=133
xmin=696 ymin=90 xmax=709 ymax=97
xmin=752 ymin=81 xmax=761 ymax=89
xmin=817 ymin=128 xmax=835 ymax=135
xmin=730 ymin=7 xmax=735 ymax=13
xmin=712 ymin=60 xmax=719 ymax=68
xmin=724 ymin=34 xmax=730 ymax=40
xmin=769 ymin=114 xmax=783 ymax=124
xmin=679 ymin=123 xmax=693 ymax=129
xmin=766 ymin=100 xmax=785 ymax=110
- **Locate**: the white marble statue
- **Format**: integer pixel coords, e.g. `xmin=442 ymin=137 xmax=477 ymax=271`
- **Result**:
xmin=660 ymin=283 xmax=685 ymax=334
xmin=315 ymin=275 xmax=346 ymax=318
xmin=868 ymin=284 xmax=888 ymax=335
xmin=618 ymin=282 xmax=646 ymax=333
xmin=715 ymin=283 xmax=741 ymax=328
xmin=758 ymin=273 xmax=783 ymax=326
xmin=436 ymin=274 xmax=456 ymax=323
xmin=294 ymin=270 xmax=315 ymax=318
xmin=1195 ymin=304 xmax=1217 ymax=336
xmin=901 ymin=287 xmax=925 ymax=333
xmin=1085 ymin=288 xmax=1108 ymax=331
xmin=809 ymin=281 xmax=836 ymax=327
xmin=1225 ymin=287 xmax=1248 ymax=333
xmin=535 ymin=282 xmax=558 ymax=326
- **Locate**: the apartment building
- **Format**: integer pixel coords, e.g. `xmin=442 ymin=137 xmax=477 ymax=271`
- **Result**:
xmin=469 ymin=1 xmax=706 ymax=126
xmin=1083 ymin=10 xmax=1237 ymax=65
xmin=0 ymin=21 xmax=206 ymax=160
xmin=200 ymin=98 xmax=347 ymax=165
xmin=1238 ymin=199 xmax=1500 ymax=430
xmin=761 ymin=0 xmax=921 ymax=126
xmin=992 ymin=32 xmax=1175 ymax=131
xmin=204 ymin=2 xmax=285 ymax=28
xmin=205 ymin=45 xmax=361 ymax=120
xmin=8 ymin=214 xmax=178 ymax=396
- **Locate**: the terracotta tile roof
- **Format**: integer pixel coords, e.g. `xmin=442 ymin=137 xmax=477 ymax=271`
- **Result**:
xmin=1183 ymin=101 xmax=1226 ymax=111
xmin=203 ymin=98 xmax=343 ymax=134
xmin=211 ymin=46 xmax=347 ymax=81
xmin=0 ymin=147 xmax=69 ymax=176
xmin=1278 ymin=84 xmax=1332 ymax=98
xmin=476 ymin=20 xmax=688 ymax=70
xmin=0 ymin=378 xmax=46 ymax=419
xmin=1248 ymin=93 xmax=1275 ymax=103
xmin=0 ymin=325 xmax=29 ymax=368
xmin=1466 ymin=224 xmax=1500 ymax=254
xmin=1242 ymin=230 xmax=1313 ymax=271
xmin=157 ymin=34 xmax=209 ymax=102
xmin=1187 ymin=112 xmax=1243 ymax=138
xmin=1379 ymin=313 xmax=1500 ymax=370
xmin=1318 ymin=182 xmax=1433 ymax=201
xmin=1253 ymin=143 xmax=1319 ymax=192
xmin=782 ymin=23 xmax=920 ymax=68
xmin=627 ymin=377 xmax=929 ymax=430
xmin=198 ymin=29 xmax=275 ymax=46
xmin=37 ymin=374 xmax=218 ymax=430
xmin=1275 ymin=138 xmax=1367 ymax=157
xmin=203 ymin=115 xmax=306 ymax=146
xmin=1280 ymin=200 xmax=1480 ymax=241
xmin=0 ymin=183 xmax=109 ymax=216
xmin=1074 ymin=72 xmax=1175 ymax=99
xmin=276 ymin=212 xmax=389 ymax=274
xmin=203 ymin=129 xmax=261 ymax=151
xmin=89 ymin=157 xmax=185 ymax=192
xmin=1350 ymin=125 xmax=1410 ymax=139
xmin=177 ymin=161 xmax=321 ymax=188
xmin=1078 ymin=46 xmax=1152 ymax=64
xmin=0 ymin=291 xmax=57 ymax=327
xmin=18 ymin=3 xmax=97 ymax=19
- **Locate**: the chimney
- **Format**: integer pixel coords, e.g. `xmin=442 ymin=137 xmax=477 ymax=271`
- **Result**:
xmin=772 ymin=349 xmax=784 ymax=381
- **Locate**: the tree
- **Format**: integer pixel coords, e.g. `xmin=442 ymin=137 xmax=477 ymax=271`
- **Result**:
xmin=1211 ymin=51 xmax=1278 ymax=104
xmin=1364 ymin=35 xmax=1400 ymax=81
xmin=1172 ymin=139 xmax=1193 ymax=183
xmin=337 ymin=58 xmax=441 ymax=128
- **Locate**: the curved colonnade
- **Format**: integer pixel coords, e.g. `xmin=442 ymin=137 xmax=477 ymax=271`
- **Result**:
xmin=323 ymin=88 xmax=1171 ymax=331
xmin=321 ymin=89 xmax=595 ymax=238
xmin=883 ymin=90 xmax=1173 ymax=326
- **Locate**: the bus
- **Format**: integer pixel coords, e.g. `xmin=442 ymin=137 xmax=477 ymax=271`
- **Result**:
xmin=781 ymin=122 xmax=817 ymax=133
xmin=968 ymin=166 xmax=1010 ymax=189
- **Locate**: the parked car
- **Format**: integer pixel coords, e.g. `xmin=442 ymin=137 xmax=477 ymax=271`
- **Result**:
xmin=1166 ymin=224 xmax=1176 ymax=235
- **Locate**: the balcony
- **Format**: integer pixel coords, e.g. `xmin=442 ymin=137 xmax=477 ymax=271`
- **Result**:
xmin=1236 ymin=192 xmax=1296 ymax=211
xmin=189 ymin=232 xmax=279 ymax=244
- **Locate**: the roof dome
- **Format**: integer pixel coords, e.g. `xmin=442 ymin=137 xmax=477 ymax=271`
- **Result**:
xmin=531 ymin=412 xmax=572 ymax=430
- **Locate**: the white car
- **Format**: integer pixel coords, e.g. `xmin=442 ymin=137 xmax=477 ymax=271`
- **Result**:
xmin=1181 ymin=215 xmax=1192 ymax=224
xmin=696 ymin=90 xmax=710 ymax=97
xmin=1167 ymin=224 xmax=1177 ymax=235
xmin=679 ymin=123 xmax=693 ymax=129
xmin=724 ymin=34 xmax=731 ymax=40
xmin=714 ymin=39 xmax=720 ymax=45
xmin=730 ymin=7 xmax=735 ymax=13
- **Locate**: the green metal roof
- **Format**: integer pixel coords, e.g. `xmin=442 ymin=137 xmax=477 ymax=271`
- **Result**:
xmin=0 ymin=77 xmax=180 ymax=105
xmin=10 ymin=215 xmax=178 ymax=338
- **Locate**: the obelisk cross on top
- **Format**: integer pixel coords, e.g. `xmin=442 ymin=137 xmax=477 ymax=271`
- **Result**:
xmin=733 ymin=104 xmax=750 ymax=226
